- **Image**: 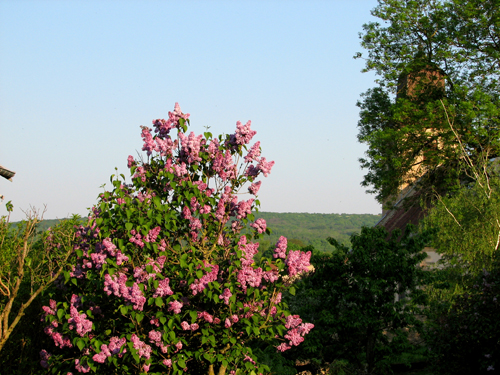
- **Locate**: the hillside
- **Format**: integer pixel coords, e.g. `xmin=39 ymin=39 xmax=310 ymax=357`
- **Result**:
xmin=253 ymin=212 xmax=381 ymax=252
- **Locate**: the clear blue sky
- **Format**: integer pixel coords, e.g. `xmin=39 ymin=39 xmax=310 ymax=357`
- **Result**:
xmin=0 ymin=0 xmax=382 ymax=222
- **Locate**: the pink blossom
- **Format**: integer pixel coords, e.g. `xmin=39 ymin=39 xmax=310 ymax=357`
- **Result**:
xmin=250 ymin=218 xmax=266 ymax=234
xmin=245 ymin=164 xmax=259 ymax=177
xmin=74 ymin=359 xmax=90 ymax=373
xmin=133 ymin=166 xmax=147 ymax=182
xmin=108 ymin=337 xmax=127 ymax=356
xmin=235 ymin=199 xmax=253 ymax=219
xmin=257 ymin=157 xmax=274 ymax=177
xmin=286 ymin=250 xmax=312 ymax=277
xmin=285 ymin=314 xmax=302 ymax=329
xmin=248 ymin=181 xmax=261 ymax=195
xmin=179 ymin=131 xmax=203 ymax=164
xmin=237 ymin=266 xmax=263 ymax=291
xmin=244 ymin=141 xmax=261 ymax=162
xmin=131 ymin=334 xmax=151 ymax=359
xmin=263 ymin=269 xmax=279 ymax=283
xmin=102 ymin=238 xmax=117 ymax=256
xmin=168 ymin=300 xmax=183 ymax=314
xmin=42 ymin=300 xmax=57 ymax=318
xmin=68 ymin=305 xmax=93 ymax=337
xmin=181 ymin=321 xmax=190 ymax=330
xmin=153 ymin=278 xmax=174 ymax=298
xmin=174 ymin=162 xmax=188 ymax=177
xmin=277 ymin=342 xmax=292 ymax=352
xmin=233 ymin=120 xmax=256 ymax=145
xmin=219 ymin=288 xmax=232 ymax=305
xmin=117 ymin=198 xmax=125 ymax=205
xmin=116 ymin=251 xmax=129 ymax=265
xmin=163 ymin=359 xmax=172 ymax=367
xmin=92 ymin=344 xmax=111 ymax=363
xmin=197 ymin=311 xmax=214 ymax=323
xmin=141 ymin=127 xmax=158 ymax=156
xmin=190 ymin=262 xmax=219 ymax=295
xmin=127 ymin=155 xmax=135 ymax=168
xmin=153 ymin=103 xmax=190 ymax=138
xmin=144 ymin=226 xmax=161 ymax=243
xmin=225 ymin=318 xmax=232 ymax=328
xmin=274 ymin=236 xmax=288 ymax=259
xmin=190 ymin=323 xmax=199 ymax=331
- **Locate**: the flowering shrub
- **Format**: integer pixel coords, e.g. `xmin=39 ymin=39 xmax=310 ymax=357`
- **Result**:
xmin=41 ymin=103 xmax=313 ymax=375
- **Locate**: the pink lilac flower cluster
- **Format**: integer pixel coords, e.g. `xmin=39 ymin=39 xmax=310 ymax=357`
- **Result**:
xmin=69 ymin=305 xmax=93 ymax=337
xmin=129 ymin=229 xmax=145 ymax=248
xmin=153 ymin=277 xmax=174 ymax=298
xmin=92 ymin=337 xmax=127 ymax=364
xmin=248 ymin=180 xmax=262 ymax=195
xmin=168 ymin=300 xmax=183 ymax=314
xmin=219 ymin=288 xmax=232 ymax=305
xmin=235 ymin=198 xmax=254 ymax=219
xmin=74 ymin=358 xmax=90 ymax=373
xmin=42 ymin=299 xmax=57 ymax=319
xmin=244 ymin=141 xmax=261 ymax=163
xmin=286 ymin=250 xmax=312 ymax=277
xmin=179 ymin=131 xmax=203 ymax=164
xmin=233 ymin=120 xmax=257 ymax=145
xmin=148 ymin=330 xmax=169 ymax=353
xmin=213 ymin=150 xmax=237 ymax=181
xmin=257 ymin=157 xmax=275 ymax=177
xmin=237 ymin=236 xmax=260 ymax=267
xmin=144 ymin=226 xmax=161 ymax=243
xmin=131 ymin=334 xmax=152 ymax=359
xmin=44 ymin=326 xmax=72 ymax=349
xmin=237 ymin=266 xmax=263 ymax=291
xmin=274 ymin=236 xmax=288 ymax=259
xmin=197 ymin=311 xmax=214 ymax=323
xmin=152 ymin=102 xmax=190 ymax=138
xmin=277 ymin=315 xmax=315 ymax=352
xmin=181 ymin=321 xmax=199 ymax=331
xmin=103 ymin=273 xmax=146 ymax=311
xmin=250 ymin=218 xmax=266 ymax=234
xmin=190 ymin=262 xmax=219 ymax=295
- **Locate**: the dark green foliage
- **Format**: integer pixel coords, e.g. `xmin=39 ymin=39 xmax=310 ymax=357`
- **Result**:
xmin=424 ymin=267 xmax=500 ymax=374
xmin=286 ymin=225 xmax=433 ymax=374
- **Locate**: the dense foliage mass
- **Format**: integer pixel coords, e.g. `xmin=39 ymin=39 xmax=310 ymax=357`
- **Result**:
xmin=39 ymin=104 xmax=313 ymax=375
xmin=355 ymin=0 xmax=500 ymax=205
xmin=286 ymin=225 xmax=432 ymax=374
xmin=424 ymin=267 xmax=500 ymax=374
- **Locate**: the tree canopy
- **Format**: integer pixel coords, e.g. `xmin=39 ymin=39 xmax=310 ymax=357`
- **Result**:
xmin=356 ymin=0 xmax=500 ymax=205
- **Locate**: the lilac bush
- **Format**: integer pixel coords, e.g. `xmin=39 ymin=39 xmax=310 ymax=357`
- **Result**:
xmin=40 ymin=103 xmax=313 ymax=375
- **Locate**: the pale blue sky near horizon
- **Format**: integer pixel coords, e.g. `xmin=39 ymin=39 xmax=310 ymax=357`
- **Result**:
xmin=0 ymin=0 xmax=382 ymax=222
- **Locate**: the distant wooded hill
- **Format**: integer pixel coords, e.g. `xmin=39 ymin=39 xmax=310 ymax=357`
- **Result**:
xmin=252 ymin=212 xmax=381 ymax=253
xmin=9 ymin=212 xmax=381 ymax=253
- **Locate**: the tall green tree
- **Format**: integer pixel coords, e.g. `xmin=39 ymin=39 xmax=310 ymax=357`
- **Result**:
xmin=356 ymin=0 xmax=500 ymax=205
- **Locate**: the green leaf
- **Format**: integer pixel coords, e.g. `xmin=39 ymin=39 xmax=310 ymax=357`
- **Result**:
xmin=125 ymin=222 xmax=133 ymax=231
xmin=120 ymin=306 xmax=128 ymax=315
xmin=155 ymin=297 xmax=163 ymax=308
xmin=289 ymin=286 xmax=296 ymax=296
xmin=77 ymin=338 xmax=85 ymax=351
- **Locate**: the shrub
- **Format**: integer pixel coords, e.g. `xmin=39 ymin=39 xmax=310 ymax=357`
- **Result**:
xmin=40 ymin=103 xmax=313 ymax=375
